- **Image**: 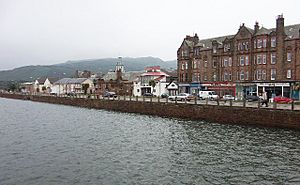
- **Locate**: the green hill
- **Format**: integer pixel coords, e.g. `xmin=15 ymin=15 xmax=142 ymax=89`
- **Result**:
xmin=0 ymin=57 xmax=176 ymax=82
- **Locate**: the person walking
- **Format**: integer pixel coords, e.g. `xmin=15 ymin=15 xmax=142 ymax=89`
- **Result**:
xmin=261 ymin=91 xmax=269 ymax=107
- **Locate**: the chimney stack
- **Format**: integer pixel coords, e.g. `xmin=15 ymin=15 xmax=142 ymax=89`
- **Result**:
xmin=254 ymin=21 xmax=259 ymax=34
xmin=276 ymin=14 xmax=285 ymax=36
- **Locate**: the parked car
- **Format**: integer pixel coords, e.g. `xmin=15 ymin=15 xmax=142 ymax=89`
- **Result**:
xmin=168 ymin=93 xmax=196 ymax=101
xmin=245 ymin=95 xmax=261 ymax=102
xmin=67 ymin=91 xmax=76 ymax=96
xmin=103 ymin=91 xmax=117 ymax=98
xmin=143 ymin=92 xmax=154 ymax=97
xmin=161 ymin=93 xmax=169 ymax=98
xmin=273 ymin=96 xmax=293 ymax=103
xmin=199 ymin=91 xmax=219 ymax=100
xmin=222 ymin=94 xmax=235 ymax=101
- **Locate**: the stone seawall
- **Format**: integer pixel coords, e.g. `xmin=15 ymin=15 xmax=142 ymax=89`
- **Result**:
xmin=1 ymin=93 xmax=300 ymax=130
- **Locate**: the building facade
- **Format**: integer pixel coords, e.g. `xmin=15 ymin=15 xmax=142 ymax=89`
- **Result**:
xmin=98 ymin=61 xmax=141 ymax=96
xmin=177 ymin=15 xmax=300 ymax=100
xmin=133 ymin=66 xmax=169 ymax=97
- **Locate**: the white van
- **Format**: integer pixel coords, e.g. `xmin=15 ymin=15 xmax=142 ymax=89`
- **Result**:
xmin=199 ymin=91 xmax=219 ymax=100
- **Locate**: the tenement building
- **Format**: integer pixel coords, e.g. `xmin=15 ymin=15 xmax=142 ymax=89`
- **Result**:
xmin=177 ymin=15 xmax=300 ymax=100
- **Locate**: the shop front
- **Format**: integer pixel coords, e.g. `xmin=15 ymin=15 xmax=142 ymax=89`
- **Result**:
xmin=202 ymin=82 xmax=236 ymax=97
xmin=256 ymin=83 xmax=290 ymax=98
xmin=178 ymin=83 xmax=190 ymax=94
xmin=190 ymin=82 xmax=201 ymax=96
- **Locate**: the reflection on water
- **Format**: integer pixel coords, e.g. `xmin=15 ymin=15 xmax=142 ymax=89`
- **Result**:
xmin=0 ymin=98 xmax=299 ymax=184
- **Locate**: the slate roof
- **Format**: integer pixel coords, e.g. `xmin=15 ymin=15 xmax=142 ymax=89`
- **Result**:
xmin=195 ymin=23 xmax=300 ymax=49
xmin=54 ymin=78 xmax=88 ymax=84
xmin=254 ymin=27 xmax=272 ymax=36
xmin=101 ymin=71 xmax=142 ymax=82
xmin=198 ymin=35 xmax=234 ymax=49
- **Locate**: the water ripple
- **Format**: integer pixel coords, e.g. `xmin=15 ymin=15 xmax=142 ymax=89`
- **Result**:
xmin=0 ymin=98 xmax=299 ymax=184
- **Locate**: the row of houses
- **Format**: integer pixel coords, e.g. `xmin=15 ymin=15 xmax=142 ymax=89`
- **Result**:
xmin=177 ymin=15 xmax=300 ymax=100
xmin=19 ymin=62 xmax=178 ymax=97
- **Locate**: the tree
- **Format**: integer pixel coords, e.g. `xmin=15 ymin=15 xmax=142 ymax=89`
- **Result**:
xmin=148 ymin=80 xmax=156 ymax=93
xmin=8 ymin=83 xmax=17 ymax=92
xmin=42 ymin=86 xmax=46 ymax=92
xmin=82 ymin=84 xmax=89 ymax=95
xmin=149 ymin=80 xmax=156 ymax=88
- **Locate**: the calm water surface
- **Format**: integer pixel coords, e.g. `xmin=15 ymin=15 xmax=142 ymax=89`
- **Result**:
xmin=0 ymin=98 xmax=299 ymax=185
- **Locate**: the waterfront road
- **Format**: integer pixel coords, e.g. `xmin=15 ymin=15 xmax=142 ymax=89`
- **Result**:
xmin=100 ymin=96 xmax=300 ymax=111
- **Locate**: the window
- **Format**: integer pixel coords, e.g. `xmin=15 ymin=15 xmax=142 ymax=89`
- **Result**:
xmin=240 ymin=56 xmax=244 ymax=66
xmin=262 ymin=70 xmax=266 ymax=80
xmin=254 ymin=40 xmax=257 ymax=49
xmin=245 ymin=71 xmax=249 ymax=80
xmin=213 ymin=59 xmax=217 ymax=68
xmin=204 ymin=73 xmax=207 ymax=81
xmin=287 ymin=52 xmax=292 ymax=62
xmin=271 ymin=53 xmax=276 ymax=64
xmin=181 ymin=63 xmax=184 ymax=70
xmin=245 ymin=42 xmax=249 ymax=50
xmin=257 ymin=39 xmax=262 ymax=48
xmin=257 ymin=54 xmax=262 ymax=64
xmin=271 ymin=37 xmax=276 ymax=47
xmin=204 ymin=61 xmax=208 ymax=68
xmin=193 ymin=61 xmax=197 ymax=69
xmin=238 ymin=42 xmax=242 ymax=51
xmin=256 ymin=69 xmax=262 ymax=80
xmin=224 ymin=58 xmax=228 ymax=67
xmin=263 ymin=54 xmax=266 ymax=64
xmin=224 ymin=72 xmax=228 ymax=81
xmin=213 ymin=72 xmax=217 ymax=81
xmin=287 ymin=69 xmax=291 ymax=78
xmin=245 ymin=56 xmax=249 ymax=65
xmin=228 ymin=57 xmax=232 ymax=66
xmin=271 ymin=69 xmax=276 ymax=80
xmin=185 ymin=62 xmax=188 ymax=69
xmin=263 ymin=39 xmax=267 ymax=48
xmin=236 ymin=72 xmax=239 ymax=81
xmin=253 ymin=55 xmax=256 ymax=64
xmin=229 ymin=72 xmax=232 ymax=81
xmin=240 ymin=70 xmax=244 ymax=80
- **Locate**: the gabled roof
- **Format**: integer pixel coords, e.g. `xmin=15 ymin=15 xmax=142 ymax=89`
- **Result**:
xmin=184 ymin=40 xmax=194 ymax=48
xmin=36 ymin=78 xmax=47 ymax=84
xmin=255 ymin=27 xmax=272 ymax=36
xmin=245 ymin=26 xmax=254 ymax=34
xmin=47 ymin=77 xmax=59 ymax=83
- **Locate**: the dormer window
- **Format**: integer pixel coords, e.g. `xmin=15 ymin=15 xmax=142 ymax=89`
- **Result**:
xmin=257 ymin=39 xmax=262 ymax=48
xmin=213 ymin=46 xmax=217 ymax=53
xmin=224 ymin=44 xmax=230 ymax=52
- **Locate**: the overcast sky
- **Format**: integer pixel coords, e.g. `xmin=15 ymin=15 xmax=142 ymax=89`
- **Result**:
xmin=0 ymin=0 xmax=299 ymax=70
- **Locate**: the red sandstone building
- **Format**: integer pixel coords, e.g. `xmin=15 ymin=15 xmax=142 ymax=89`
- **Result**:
xmin=177 ymin=15 xmax=300 ymax=100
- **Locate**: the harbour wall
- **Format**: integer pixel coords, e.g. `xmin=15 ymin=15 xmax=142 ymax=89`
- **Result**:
xmin=1 ymin=93 xmax=300 ymax=130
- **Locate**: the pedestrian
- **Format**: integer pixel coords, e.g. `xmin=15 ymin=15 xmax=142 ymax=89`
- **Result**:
xmin=261 ymin=91 xmax=269 ymax=107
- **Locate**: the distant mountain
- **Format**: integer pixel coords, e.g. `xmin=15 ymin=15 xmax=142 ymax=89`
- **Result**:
xmin=0 ymin=57 xmax=177 ymax=82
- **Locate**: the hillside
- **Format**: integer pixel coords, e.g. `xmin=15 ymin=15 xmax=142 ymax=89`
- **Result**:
xmin=0 ymin=57 xmax=177 ymax=82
